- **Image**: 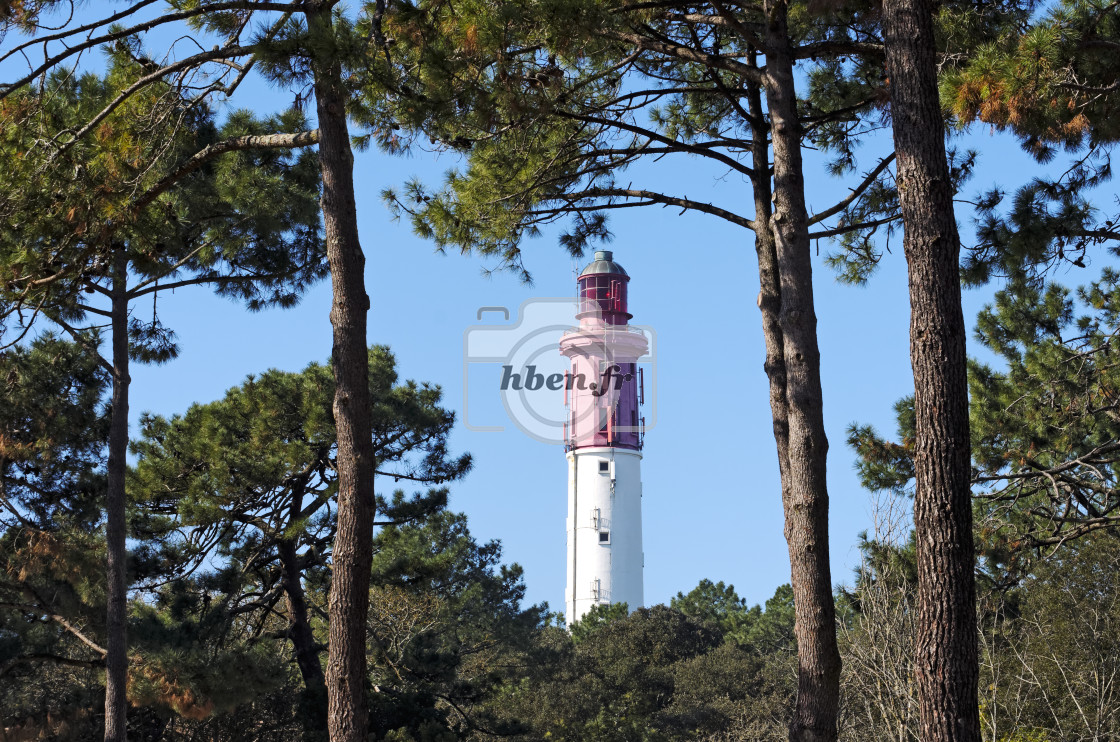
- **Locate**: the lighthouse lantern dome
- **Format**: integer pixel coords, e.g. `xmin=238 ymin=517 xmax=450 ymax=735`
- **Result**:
xmin=577 ymin=250 xmax=631 ymax=323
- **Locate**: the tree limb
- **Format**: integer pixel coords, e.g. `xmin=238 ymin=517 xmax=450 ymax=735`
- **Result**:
xmin=132 ymin=129 xmax=320 ymax=214
xmin=807 ymin=153 xmax=895 ymax=226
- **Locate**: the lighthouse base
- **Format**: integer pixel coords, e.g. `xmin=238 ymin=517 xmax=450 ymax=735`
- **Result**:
xmin=565 ymin=447 xmax=643 ymax=625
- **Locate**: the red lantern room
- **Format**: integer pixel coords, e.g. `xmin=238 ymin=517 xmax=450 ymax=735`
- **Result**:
xmin=577 ymin=250 xmax=630 ymax=325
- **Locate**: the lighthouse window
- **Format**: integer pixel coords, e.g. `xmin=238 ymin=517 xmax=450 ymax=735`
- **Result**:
xmin=598 ymin=460 xmax=609 ymax=473
xmin=599 ymin=407 xmax=609 ymax=432
xmin=599 ymin=531 xmax=610 ymax=544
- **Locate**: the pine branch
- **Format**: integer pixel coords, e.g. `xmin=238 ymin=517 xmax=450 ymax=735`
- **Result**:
xmin=808 ymin=154 xmax=896 ymax=226
xmin=0 ymin=2 xmax=301 ymax=99
xmin=1 ymin=597 xmax=107 ymax=656
xmin=809 ymin=214 xmax=899 ymax=240
xmin=566 ymin=187 xmax=755 ymax=229
xmin=0 ymin=652 xmax=104 ymax=677
xmin=131 ymin=129 xmax=320 ymax=214
xmin=602 ymin=29 xmax=766 ymax=86
xmin=708 ymin=0 xmax=770 ymax=53
xmin=49 ymin=43 xmax=261 ymax=161
xmin=794 ymin=40 xmax=885 ymax=60
xmin=555 ymin=111 xmax=755 ymax=177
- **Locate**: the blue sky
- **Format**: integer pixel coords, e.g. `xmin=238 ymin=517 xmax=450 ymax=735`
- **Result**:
xmin=3 ymin=4 xmax=1075 ymax=614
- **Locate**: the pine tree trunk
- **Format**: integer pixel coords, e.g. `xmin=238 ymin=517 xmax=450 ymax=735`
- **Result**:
xmin=748 ymin=62 xmax=793 ymax=545
xmin=882 ymin=1 xmax=981 ymax=740
xmin=279 ymin=530 xmax=328 ymax=732
xmin=308 ymin=4 xmax=377 ymax=741
xmin=104 ymin=248 xmax=130 ymax=742
xmin=279 ymin=536 xmax=326 ymax=700
xmin=762 ymin=4 xmax=842 ymax=740
xmin=749 ymin=54 xmax=788 ymax=477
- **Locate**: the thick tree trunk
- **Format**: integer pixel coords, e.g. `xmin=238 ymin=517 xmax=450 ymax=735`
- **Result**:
xmin=762 ymin=4 xmax=842 ymax=741
xmin=307 ymin=4 xmax=377 ymax=741
xmin=882 ymin=1 xmax=981 ymax=740
xmin=104 ymin=249 xmax=130 ymax=742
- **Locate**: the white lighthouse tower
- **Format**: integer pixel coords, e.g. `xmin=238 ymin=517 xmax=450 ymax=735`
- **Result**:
xmin=560 ymin=250 xmax=648 ymax=624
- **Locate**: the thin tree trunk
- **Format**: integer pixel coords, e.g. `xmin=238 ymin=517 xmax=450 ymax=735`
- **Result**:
xmin=307 ymin=3 xmax=377 ymax=741
xmin=104 ymin=248 xmax=130 ymax=742
xmin=762 ymin=4 xmax=842 ymax=740
xmin=281 ymin=485 xmax=325 ymax=698
xmin=279 ymin=536 xmax=326 ymax=698
xmin=882 ymin=1 xmax=981 ymax=740
xmin=748 ymin=56 xmax=793 ymax=555
xmin=279 ymin=529 xmax=328 ymax=734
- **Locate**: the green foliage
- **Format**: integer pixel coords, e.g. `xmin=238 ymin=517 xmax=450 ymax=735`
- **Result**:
xmin=0 ymin=336 xmax=108 ymax=731
xmin=0 ymin=63 xmax=325 ymax=354
xmin=671 ymin=580 xmax=748 ymax=633
xmin=485 ymin=601 xmax=794 ymax=742
xmin=127 ymin=345 xmax=480 ymax=733
xmin=367 ymin=509 xmax=548 ymax=741
xmin=0 ymin=334 xmax=108 ymax=527
xmin=671 ymin=579 xmax=795 ymax=653
xmin=943 ymin=0 xmax=1120 ymax=151
xmin=130 ymin=345 xmax=470 ymax=582
xmin=128 ymin=594 xmax=290 ymax=720
xmin=846 ymin=396 xmax=916 ymax=497
xmin=851 ymin=265 xmax=1120 ymax=561
xmin=370 ymin=0 xmax=1010 ymax=282
xmin=568 ymin=601 xmax=629 ymax=643
xmin=936 ymin=1 xmax=1120 ymax=288
xmin=970 ymin=269 xmax=1120 ymax=550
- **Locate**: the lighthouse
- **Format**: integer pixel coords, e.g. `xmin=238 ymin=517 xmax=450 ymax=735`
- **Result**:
xmin=560 ymin=250 xmax=648 ymax=624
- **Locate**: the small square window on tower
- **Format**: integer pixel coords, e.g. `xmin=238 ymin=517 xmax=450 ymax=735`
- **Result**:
xmin=599 ymin=531 xmax=610 ymax=544
xmin=598 ymin=460 xmax=609 ymax=474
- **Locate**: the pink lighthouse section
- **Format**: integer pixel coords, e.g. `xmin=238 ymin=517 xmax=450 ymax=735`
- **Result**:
xmin=560 ymin=250 xmax=648 ymax=624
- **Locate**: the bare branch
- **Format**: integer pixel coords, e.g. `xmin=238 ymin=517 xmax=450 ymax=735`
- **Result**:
xmin=809 ymin=214 xmax=899 ymax=240
xmin=578 ymin=187 xmax=755 ymax=229
xmin=808 ymin=154 xmax=895 ymax=226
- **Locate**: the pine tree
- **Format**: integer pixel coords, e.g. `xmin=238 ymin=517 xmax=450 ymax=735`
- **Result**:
xmin=0 ymin=61 xmax=325 ymax=740
xmin=0 ymin=336 xmax=109 ymax=739
xmin=941 ymin=0 xmax=1120 ymax=286
xmin=883 ymin=0 xmax=983 ymax=737
xmin=1 ymin=4 xmax=398 ymax=734
xmin=129 ymin=346 xmax=471 ymax=731
xmin=365 ymin=507 xmax=548 ymax=739
xmin=851 ymin=265 xmax=1120 ymax=560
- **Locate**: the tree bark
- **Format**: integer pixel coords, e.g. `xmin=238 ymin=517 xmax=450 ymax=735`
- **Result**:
xmin=752 ymin=69 xmax=839 ymax=742
xmin=748 ymin=57 xmax=793 ymax=550
xmin=882 ymin=1 xmax=981 ymax=740
xmin=279 ymin=528 xmax=328 ymax=734
xmin=104 ymin=248 xmax=130 ymax=742
xmin=762 ymin=4 xmax=842 ymax=740
xmin=279 ymin=536 xmax=326 ymax=698
xmin=307 ymin=3 xmax=377 ymax=741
